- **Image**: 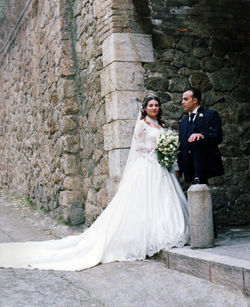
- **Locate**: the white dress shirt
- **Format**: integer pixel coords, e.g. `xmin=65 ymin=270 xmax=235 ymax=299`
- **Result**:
xmin=188 ymin=106 xmax=200 ymax=122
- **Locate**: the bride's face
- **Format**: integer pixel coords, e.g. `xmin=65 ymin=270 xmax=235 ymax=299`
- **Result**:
xmin=145 ymin=99 xmax=160 ymax=119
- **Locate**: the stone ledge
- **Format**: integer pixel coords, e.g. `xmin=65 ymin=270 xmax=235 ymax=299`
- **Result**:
xmin=158 ymin=246 xmax=250 ymax=295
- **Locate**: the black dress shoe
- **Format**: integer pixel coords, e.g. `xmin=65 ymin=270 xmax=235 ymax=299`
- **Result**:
xmin=193 ymin=177 xmax=200 ymax=184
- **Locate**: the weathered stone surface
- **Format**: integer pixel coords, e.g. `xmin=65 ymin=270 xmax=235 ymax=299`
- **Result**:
xmin=102 ymin=33 xmax=154 ymax=67
xmin=58 ymin=79 xmax=77 ymax=100
xmin=210 ymin=263 xmax=244 ymax=291
xmin=61 ymin=154 xmax=78 ymax=176
xmin=100 ymin=62 xmax=145 ymax=97
xmin=188 ymin=184 xmax=214 ymax=248
xmin=162 ymin=101 xmax=183 ymax=120
xmin=59 ymin=190 xmax=83 ymax=207
xmin=233 ymin=86 xmax=250 ymax=102
xmin=152 ymin=31 xmax=176 ymax=49
xmin=176 ymin=37 xmax=193 ymax=52
xmin=61 ymin=135 xmax=80 ymax=154
xmin=200 ymin=57 xmax=222 ymax=72
xmin=210 ymin=68 xmax=239 ymax=91
xmin=169 ymin=78 xmax=189 ymax=92
xmin=105 ymin=91 xmax=143 ymax=123
xmin=168 ymin=253 xmax=210 ymax=280
xmin=59 ymin=190 xmax=85 ymax=225
xmin=244 ymin=269 xmax=250 ymax=296
xmin=85 ymin=202 xmax=103 ymax=225
xmin=190 ymin=72 xmax=212 ymax=92
xmin=65 ymin=206 xmax=85 ymax=225
xmin=144 ymin=77 xmax=169 ymax=91
xmin=63 ymin=176 xmax=82 ymax=191
xmin=183 ymin=55 xmax=200 ymax=69
xmin=103 ymin=120 xmax=136 ymax=151
xmin=108 ymin=148 xmax=129 ymax=179
xmin=202 ymin=91 xmax=226 ymax=107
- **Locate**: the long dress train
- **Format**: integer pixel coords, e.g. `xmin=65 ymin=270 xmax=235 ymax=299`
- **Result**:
xmin=0 ymin=118 xmax=189 ymax=271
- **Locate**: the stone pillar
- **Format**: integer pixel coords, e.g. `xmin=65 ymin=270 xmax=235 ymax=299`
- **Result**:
xmin=188 ymin=184 xmax=214 ymax=248
xmin=101 ymin=33 xmax=154 ymax=200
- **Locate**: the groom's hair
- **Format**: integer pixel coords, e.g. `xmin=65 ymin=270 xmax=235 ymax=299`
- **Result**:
xmin=185 ymin=87 xmax=201 ymax=104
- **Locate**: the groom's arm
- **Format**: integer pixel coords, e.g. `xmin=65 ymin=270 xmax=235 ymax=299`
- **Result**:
xmin=199 ymin=110 xmax=223 ymax=145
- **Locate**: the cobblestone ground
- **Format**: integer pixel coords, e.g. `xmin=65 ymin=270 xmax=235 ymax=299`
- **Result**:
xmin=0 ymin=199 xmax=249 ymax=307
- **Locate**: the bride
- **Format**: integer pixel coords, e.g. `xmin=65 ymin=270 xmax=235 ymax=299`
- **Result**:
xmin=0 ymin=94 xmax=189 ymax=271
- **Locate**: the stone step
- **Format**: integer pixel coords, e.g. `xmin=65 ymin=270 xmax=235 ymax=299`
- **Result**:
xmin=157 ymin=244 xmax=250 ymax=296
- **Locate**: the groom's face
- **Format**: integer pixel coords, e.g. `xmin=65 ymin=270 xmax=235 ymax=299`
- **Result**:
xmin=182 ymin=90 xmax=198 ymax=113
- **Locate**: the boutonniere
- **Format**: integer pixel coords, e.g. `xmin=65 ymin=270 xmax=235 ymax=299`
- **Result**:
xmin=199 ymin=113 xmax=203 ymax=118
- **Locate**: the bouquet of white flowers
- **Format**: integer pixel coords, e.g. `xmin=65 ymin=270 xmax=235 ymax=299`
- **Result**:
xmin=155 ymin=129 xmax=179 ymax=172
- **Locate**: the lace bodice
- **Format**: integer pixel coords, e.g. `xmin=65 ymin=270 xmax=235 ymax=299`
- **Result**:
xmin=134 ymin=119 xmax=164 ymax=155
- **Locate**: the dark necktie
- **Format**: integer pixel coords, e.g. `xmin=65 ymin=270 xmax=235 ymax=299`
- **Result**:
xmin=187 ymin=113 xmax=195 ymax=137
xmin=189 ymin=113 xmax=195 ymax=122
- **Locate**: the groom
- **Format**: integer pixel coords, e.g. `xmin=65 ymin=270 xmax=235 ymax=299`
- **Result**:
xmin=176 ymin=87 xmax=224 ymax=184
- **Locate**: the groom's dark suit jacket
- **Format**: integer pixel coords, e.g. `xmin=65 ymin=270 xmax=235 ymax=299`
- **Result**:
xmin=178 ymin=106 xmax=224 ymax=182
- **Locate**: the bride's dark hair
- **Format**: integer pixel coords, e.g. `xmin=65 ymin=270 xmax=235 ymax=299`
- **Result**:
xmin=140 ymin=94 xmax=165 ymax=127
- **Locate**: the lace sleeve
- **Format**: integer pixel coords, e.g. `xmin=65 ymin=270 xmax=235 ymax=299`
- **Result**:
xmin=134 ymin=120 xmax=153 ymax=153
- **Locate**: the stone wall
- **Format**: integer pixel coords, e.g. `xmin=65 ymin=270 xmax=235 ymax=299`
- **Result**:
xmin=0 ymin=0 xmax=249 ymax=227
xmin=133 ymin=0 xmax=250 ymax=226
xmin=0 ymin=0 xmax=87 ymax=225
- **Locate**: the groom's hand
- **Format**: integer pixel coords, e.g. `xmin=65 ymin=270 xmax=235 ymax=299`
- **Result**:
xmin=188 ymin=133 xmax=204 ymax=142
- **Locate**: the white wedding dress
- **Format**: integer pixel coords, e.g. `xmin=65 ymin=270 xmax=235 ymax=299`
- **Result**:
xmin=0 ymin=117 xmax=189 ymax=271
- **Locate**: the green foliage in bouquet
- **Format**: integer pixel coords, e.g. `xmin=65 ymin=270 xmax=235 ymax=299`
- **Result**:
xmin=155 ymin=130 xmax=179 ymax=172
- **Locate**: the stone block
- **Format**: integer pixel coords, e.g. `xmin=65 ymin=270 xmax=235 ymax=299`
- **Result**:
xmin=168 ymin=253 xmax=210 ymax=280
xmin=105 ymin=91 xmax=143 ymax=122
xmin=93 ymin=158 xmax=109 ymax=176
xmin=61 ymin=59 xmax=75 ymax=76
xmin=60 ymin=116 xmax=77 ymax=133
xmin=106 ymin=178 xmax=120 ymax=202
xmin=87 ymin=188 xmax=97 ymax=204
xmin=56 ymin=79 xmax=74 ymax=100
xmin=59 ymin=190 xmax=84 ymax=208
xmin=61 ymin=135 xmax=80 ymax=153
xmin=93 ymin=0 xmax=109 ymax=18
xmin=66 ymin=206 xmax=85 ymax=226
xmin=190 ymin=72 xmax=212 ymax=92
xmin=85 ymin=202 xmax=103 ymax=225
xmin=152 ymin=32 xmax=176 ymax=50
xmin=157 ymin=251 xmax=169 ymax=267
xmin=169 ymin=78 xmax=189 ymax=93
xmin=61 ymin=154 xmax=78 ymax=175
xmin=103 ymin=119 xmax=136 ymax=151
xmin=210 ymin=68 xmax=239 ymax=92
xmin=63 ymin=176 xmax=82 ymax=190
xmin=102 ymin=33 xmax=154 ymax=67
xmin=96 ymin=188 xmax=108 ymax=208
xmin=108 ymin=148 xmax=129 ymax=179
xmin=210 ymin=262 xmax=244 ymax=291
xmin=244 ymin=269 xmax=250 ymax=295
xmin=100 ymin=62 xmax=145 ymax=97
xmin=188 ymin=184 xmax=214 ymax=248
